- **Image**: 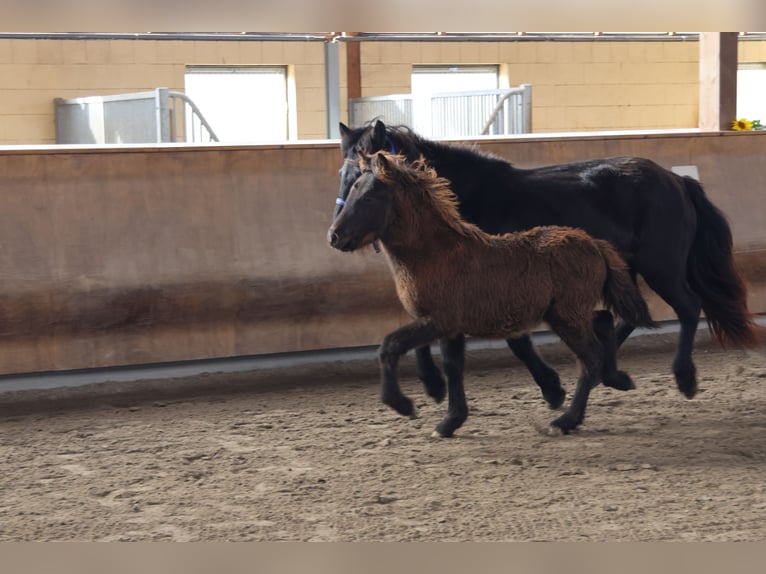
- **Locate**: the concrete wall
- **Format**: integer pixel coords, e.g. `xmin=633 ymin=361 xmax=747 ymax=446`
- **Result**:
xmin=2 ymin=36 xmax=766 ymax=144
xmin=0 ymin=131 xmax=764 ymax=375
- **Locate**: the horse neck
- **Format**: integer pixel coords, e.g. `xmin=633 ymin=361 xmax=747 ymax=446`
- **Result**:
xmin=393 ymin=132 xmax=513 ymax=201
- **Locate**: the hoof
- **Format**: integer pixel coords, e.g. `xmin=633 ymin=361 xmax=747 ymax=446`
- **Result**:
xmin=383 ymin=394 xmax=417 ymax=418
xmin=549 ymin=412 xmax=581 ymax=435
xmin=424 ymin=380 xmax=447 ymax=403
xmin=434 ymin=417 xmax=464 ymax=438
xmin=543 ymin=386 xmax=566 ymax=410
xmin=603 ymin=370 xmax=636 ymax=391
xmin=674 ymin=367 xmax=697 ymax=399
xmin=679 ymin=384 xmax=697 ymax=400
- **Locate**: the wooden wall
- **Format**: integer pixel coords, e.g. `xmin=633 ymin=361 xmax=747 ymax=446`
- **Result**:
xmin=0 ymin=131 xmax=764 ymax=374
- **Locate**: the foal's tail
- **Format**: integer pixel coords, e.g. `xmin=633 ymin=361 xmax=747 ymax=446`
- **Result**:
xmin=683 ymin=177 xmax=761 ymax=348
xmin=596 ymin=240 xmax=656 ymax=328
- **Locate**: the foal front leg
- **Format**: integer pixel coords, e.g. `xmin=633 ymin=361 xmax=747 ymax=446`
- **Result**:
xmin=415 ymin=346 xmax=447 ymax=403
xmin=434 ymin=334 xmax=468 ymax=438
xmin=378 ymin=319 xmax=443 ymax=418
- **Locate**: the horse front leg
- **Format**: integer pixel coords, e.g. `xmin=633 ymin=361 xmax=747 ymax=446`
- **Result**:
xmin=378 ymin=319 xmax=444 ymax=419
xmin=434 ymin=334 xmax=468 ymax=438
xmin=506 ymin=334 xmax=565 ymax=409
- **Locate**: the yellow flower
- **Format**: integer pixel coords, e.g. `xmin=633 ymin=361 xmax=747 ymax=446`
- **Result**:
xmin=731 ymin=118 xmax=754 ymax=131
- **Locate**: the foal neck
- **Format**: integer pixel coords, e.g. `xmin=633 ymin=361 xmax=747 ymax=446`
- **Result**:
xmin=382 ymin=168 xmax=490 ymax=256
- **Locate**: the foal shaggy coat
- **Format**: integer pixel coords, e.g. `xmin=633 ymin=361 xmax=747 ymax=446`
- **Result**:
xmin=329 ymin=152 xmax=654 ymax=436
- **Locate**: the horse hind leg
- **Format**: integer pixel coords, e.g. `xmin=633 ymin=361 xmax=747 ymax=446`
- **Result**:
xmin=506 ymin=335 xmax=566 ymax=409
xmin=614 ymin=317 xmax=636 ymax=348
xmin=640 ymin=272 xmax=701 ymax=398
xmin=614 ymin=267 xmax=639 ymax=348
xmin=593 ymin=310 xmax=635 ymax=391
xmin=544 ymin=310 xmax=604 ymax=434
xmin=433 ymin=334 xmax=469 ymax=438
xmin=415 ymin=345 xmax=447 ymax=403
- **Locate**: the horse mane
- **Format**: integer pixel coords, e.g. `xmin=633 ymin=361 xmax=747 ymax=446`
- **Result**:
xmin=360 ymin=152 xmax=493 ymax=246
xmin=358 ymin=120 xmax=514 ymax=170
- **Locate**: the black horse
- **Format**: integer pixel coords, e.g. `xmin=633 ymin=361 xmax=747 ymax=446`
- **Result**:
xmin=334 ymin=120 xmax=759 ymax=408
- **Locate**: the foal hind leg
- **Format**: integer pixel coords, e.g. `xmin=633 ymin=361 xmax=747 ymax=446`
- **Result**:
xmin=593 ymin=310 xmax=635 ymax=391
xmin=506 ymin=335 xmax=565 ymax=409
xmin=415 ymin=346 xmax=447 ymax=403
xmin=545 ymin=311 xmax=604 ymax=434
xmin=433 ymin=334 xmax=469 ymax=438
xmin=379 ymin=319 xmax=444 ymax=418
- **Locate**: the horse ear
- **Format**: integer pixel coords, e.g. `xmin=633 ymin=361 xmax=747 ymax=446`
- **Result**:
xmin=339 ymin=122 xmax=352 ymax=139
xmin=371 ymin=120 xmax=387 ymax=150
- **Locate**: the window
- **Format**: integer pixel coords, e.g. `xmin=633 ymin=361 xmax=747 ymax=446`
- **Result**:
xmin=737 ymin=64 xmax=766 ymax=122
xmin=411 ymin=65 xmax=499 ymax=94
xmin=409 ymin=65 xmax=504 ymax=138
xmin=184 ymin=66 xmax=289 ymax=142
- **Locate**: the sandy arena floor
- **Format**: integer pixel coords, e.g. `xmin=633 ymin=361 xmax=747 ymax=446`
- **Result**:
xmin=0 ymin=331 xmax=764 ymax=541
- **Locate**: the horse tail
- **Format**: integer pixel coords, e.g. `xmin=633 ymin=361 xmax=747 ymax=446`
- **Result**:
xmin=683 ymin=177 xmax=762 ymax=348
xmin=596 ymin=239 xmax=656 ymax=328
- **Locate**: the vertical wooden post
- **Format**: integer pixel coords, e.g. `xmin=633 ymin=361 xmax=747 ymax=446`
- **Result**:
xmin=345 ymin=33 xmax=362 ymax=101
xmin=699 ymin=32 xmax=738 ymax=131
xmin=338 ymin=33 xmax=362 ymax=128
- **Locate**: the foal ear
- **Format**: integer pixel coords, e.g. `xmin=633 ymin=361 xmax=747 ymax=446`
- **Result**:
xmin=372 ymin=151 xmax=390 ymax=172
xmin=371 ymin=119 xmax=387 ymax=150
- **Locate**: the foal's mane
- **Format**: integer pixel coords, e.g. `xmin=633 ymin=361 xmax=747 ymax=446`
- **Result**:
xmin=361 ymin=152 xmax=492 ymax=245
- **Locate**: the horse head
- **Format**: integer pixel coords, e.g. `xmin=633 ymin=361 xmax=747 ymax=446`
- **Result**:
xmin=334 ymin=119 xmax=390 ymax=221
xmin=328 ymin=152 xmax=395 ymax=252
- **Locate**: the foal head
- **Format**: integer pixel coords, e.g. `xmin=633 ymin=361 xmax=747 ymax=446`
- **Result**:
xmin=328 ymin=152 xmax=398 ymax=252
xmin=328 ymin=152 xmax=473 ymax=252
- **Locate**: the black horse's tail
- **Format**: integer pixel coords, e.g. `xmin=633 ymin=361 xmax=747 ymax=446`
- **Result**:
xmin=683 ymin=177 xmax=761 ymax=348
xmin=596 ymin=240 xmax=656 ymax=328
